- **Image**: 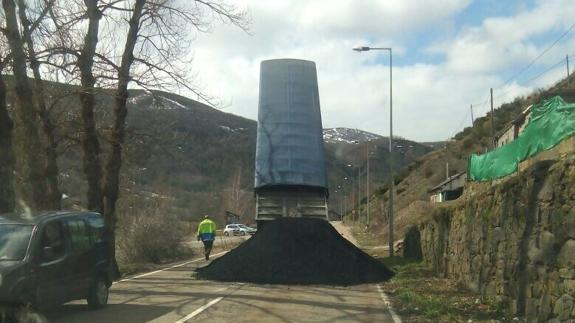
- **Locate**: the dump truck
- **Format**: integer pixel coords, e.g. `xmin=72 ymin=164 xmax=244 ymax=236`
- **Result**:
xmin=254 ymin=59 xmax=329 ymax=228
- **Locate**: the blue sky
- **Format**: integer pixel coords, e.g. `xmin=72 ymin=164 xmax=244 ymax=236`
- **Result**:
xmin=189 ymin=0 xmax=575 ymax=141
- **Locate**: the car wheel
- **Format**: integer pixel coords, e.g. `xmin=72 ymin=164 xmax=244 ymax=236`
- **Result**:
xmin=224 ymin=231 xmax=229 ymax=236
xmin=241 ymin=231 xmax=246 ymax=236
xmin=87 ymin=275 xmax=109 ymax=310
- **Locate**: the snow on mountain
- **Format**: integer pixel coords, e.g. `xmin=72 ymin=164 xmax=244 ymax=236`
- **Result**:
xmin=127 ymin=91 xmax=191 ymax=110
xmin=322 ymin=128 xmax=383 ymax=144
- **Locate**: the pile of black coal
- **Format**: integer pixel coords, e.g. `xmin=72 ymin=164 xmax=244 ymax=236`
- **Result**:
xmin=196 ymin=217 xmax=394 ymax=285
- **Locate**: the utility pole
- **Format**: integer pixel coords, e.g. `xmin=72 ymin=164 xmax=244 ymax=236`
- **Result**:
xmin=342 ymin=191 xmax=346 ymax=218
xmin=567 ymin=55 xmax=571 ymax=84
xmin=490 ymin=88 xmax=495 ymax=149
xmin=366 ymin=143 xmax=370 ymax=229
xmin=388 ymin=49 xmax=394 ymax=257
xmin=351 ymin=45 xmax=394 ymax=257
xmin=445 ymin=140 xmax=450 ymax=180
xmin=470 ymin=104 xmax=475 ymax=125
xmin=357 ymin=166 xmax=361 ymax=224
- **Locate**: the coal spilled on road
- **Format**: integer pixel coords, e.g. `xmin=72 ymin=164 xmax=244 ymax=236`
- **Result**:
xmin=196 ymin=218 xmax=394 ymax=285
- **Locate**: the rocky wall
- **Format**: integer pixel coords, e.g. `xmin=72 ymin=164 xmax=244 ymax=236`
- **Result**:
xmin=418 ymin=157 xmax=575 ymax=322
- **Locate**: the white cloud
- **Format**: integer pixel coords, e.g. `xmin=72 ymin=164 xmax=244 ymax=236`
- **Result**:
xmin=182 ymin=0 xmax=575 ymax=142
xmin=437 ymin=0 xmax=575 ymax=74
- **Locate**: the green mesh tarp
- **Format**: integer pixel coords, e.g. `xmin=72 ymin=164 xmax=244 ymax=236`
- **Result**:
xmin=468 ymin=96 xmax=575 ymax=181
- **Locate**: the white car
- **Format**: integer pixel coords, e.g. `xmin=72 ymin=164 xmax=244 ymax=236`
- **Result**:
xmin=223 ymin=224 xmax=256 ymax=236
xmin=237 ymin=224 xmax=257 ymax=236
xmin=223 ymin=224 xmax=240 ymax=236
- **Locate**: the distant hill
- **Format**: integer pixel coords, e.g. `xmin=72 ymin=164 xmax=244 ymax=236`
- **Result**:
xmin=5 ymin=83 xmax=434 ymax=224
xmin=323 ymin=128 xmax=383 ymax=143
xmin=420 ymin=141 xmax=445 ymax=150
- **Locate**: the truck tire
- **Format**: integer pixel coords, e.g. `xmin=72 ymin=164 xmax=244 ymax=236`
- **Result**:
xmin=87 ymin=275 xmax=109 ymax=310
xmin=224 ymin=231 xmax=229 ymax=236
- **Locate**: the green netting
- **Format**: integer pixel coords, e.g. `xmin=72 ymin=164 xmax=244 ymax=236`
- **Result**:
xmin=468 ymin=96 xmax=575 ymax=181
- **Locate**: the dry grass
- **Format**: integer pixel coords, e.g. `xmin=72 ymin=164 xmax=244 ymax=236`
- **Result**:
xmin=379 ymin=258 xmax=507 ymax=322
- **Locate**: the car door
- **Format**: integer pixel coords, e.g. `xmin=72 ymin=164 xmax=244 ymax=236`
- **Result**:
xmin=63 ymin=216 xmax=94 ymax=299
xmin=36 ymin=219 xmax=70 ymax=308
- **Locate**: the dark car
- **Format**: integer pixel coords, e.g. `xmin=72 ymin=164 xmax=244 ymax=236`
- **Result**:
xmin=0 ymin=211 xmax=112 ymax=312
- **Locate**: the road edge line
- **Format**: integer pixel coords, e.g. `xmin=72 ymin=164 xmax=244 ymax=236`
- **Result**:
xmin=113 ymin=251 xmax=227 ymax=284
xmin=376 ymin=284 xmax=402 ymax=323
xmin=174 ymin=297 xmax=224 ymax=323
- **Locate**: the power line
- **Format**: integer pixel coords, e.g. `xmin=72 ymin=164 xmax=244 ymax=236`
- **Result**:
xmin=449 ymin=23 xmax=575 ymax=141
xmin=497 ymin=23 xmax=575 ymax=89
xmin=522 ymin=54 xmax=573 ymax=85
xmin=491 ymin=54 xmax=573 ymax=107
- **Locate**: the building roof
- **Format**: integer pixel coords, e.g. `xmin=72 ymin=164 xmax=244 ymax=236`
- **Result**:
xmin=428 ymin=172 xmax=467 ymax=193
xmin=495 ymin=104 xmax=533 ymax=140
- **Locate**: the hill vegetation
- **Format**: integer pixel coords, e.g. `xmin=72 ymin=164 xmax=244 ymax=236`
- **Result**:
xmin=42 ymin=87 xmax=433 ymax=224
xmin=355 ymin=74 xmax=575 ymax=242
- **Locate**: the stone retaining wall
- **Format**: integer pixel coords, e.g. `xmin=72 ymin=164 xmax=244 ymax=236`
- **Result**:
xmin=418 ymin=157 xmax=575 ymax=322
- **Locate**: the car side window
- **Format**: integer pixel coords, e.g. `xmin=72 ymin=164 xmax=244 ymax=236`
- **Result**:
xmin=65 ymin=218 xmax=91 ymax=252
xmin=41 ymin=221 xmax=65 ymax=261
xmin=86 ymin=215 xmax=105 ymax=244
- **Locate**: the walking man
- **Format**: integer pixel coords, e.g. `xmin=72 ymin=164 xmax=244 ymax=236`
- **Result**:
xmin=197 ymin=215 xmax=216 ymax=260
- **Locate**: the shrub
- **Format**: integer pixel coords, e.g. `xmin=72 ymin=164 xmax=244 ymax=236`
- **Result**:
xmin=117 ymin=205 xmax=192 ymax=265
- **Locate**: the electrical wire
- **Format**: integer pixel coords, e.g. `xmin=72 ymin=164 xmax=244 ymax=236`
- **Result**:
xmin=491 ymin=54 xmax=573 ymax=108
xmin=444 ymin=24 xmax=575 ymax=141
xmin=496 ymin=23 xmax=575 ymax=90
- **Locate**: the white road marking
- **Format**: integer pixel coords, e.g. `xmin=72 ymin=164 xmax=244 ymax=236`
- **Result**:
xmin=377 ymin=284 xmax=402 ymax=323
xmin=174 ymin=297 xmax=224 ymax=323
xmin=113 ymin=251 xmax=227 ymax=284
xmin=175 ymin=283 xmax=244 ymax=322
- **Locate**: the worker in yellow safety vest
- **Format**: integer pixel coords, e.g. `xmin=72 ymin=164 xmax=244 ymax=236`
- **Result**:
xmin=197 ymin=215 xmax=216 ymax=260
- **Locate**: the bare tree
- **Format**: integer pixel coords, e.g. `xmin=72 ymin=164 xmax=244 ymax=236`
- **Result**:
xmin=1 ymin=0 xmax=50 ymax=211
xmin=102 ymin=0 xmax=146 ymax=278
xmin=17 ymin=0 xmax=61 ymax=209
xmin=78 ymin=0 xmax=105 ymax=212
xmin=21 ymin=0 xmax=248 ymax=271
xmin=0 ymin=52 xmax=15 ymax=213
xmin=98 ymin=0 xmax=248 ymax=274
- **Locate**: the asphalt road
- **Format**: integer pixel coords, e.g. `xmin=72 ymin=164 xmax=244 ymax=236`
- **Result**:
xmin=44 ymin=252 xmax=400 ymax=323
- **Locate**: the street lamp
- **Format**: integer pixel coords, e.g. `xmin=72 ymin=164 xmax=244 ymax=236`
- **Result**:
xmin=336 ymin=185 xmax=344 ymax=219
xmin=353 ymin=45 xmax=395 ymax=257
xmin=346 ymin=164 xmax=361 ymax=223
xmin=366 ymin=143 xmax=376 ymax=229
xmin=343 ymin=175 xmax=354 ymax=221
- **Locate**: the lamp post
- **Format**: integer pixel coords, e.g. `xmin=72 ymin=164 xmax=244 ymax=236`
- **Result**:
xmin=353 ymin=46 xmax=395 ymax=257
xmin=336 ymin=185 xmax=344 ymax=218
xmin=344 ymin=176 xmax=352 ymax=220
xmin=357 ymin=165 xmax=361 ymax=223
xmin=366 ymin=142 xmax=375 ymax=229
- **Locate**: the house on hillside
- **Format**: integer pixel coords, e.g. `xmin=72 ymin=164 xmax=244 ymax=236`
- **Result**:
xmin=496 ymin=105 xmax=532 ymax=148
xmin=496 ymin=89 xmax=575 ymax=148
xmin=225 ymin=211 xmax=241 ymax=224
xmin=429 ymin=172 xmax=466 ymax=203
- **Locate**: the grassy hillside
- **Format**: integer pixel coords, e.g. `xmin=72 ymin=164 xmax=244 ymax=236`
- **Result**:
xmin=358 ymin=75 xmax=575 ymax=240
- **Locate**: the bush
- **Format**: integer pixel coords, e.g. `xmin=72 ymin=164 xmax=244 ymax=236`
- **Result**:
xmin=117 ymin=206 xmax=192 ymax=265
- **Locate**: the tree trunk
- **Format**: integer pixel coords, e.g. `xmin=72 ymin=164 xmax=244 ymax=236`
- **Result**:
xmin=102 ymin=0 xmax=145 ymax=278
xmin=17 ymin=0 xmax=61 ymax=210
xmin=78 ymin=0 xmax=103 ymax=212
xmin=0 ymin=63 xmax=15 ymax=213
xmin=2 ymin=0 xmax=49 ymax=212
